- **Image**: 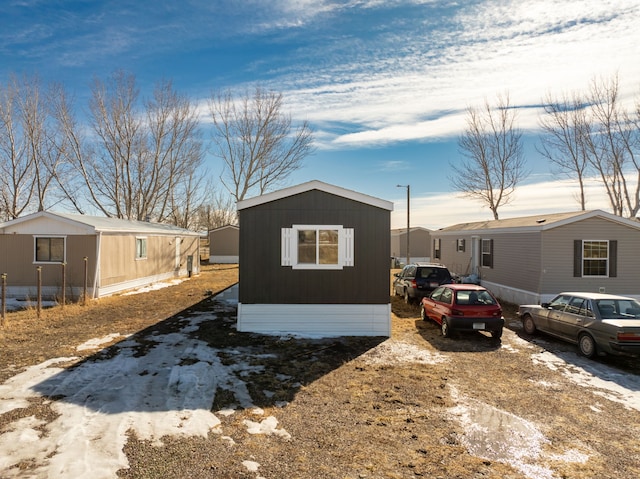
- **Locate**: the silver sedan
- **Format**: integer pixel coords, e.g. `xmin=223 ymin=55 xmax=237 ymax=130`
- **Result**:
xmin=518 ymin=292 xmax=640 ymax=358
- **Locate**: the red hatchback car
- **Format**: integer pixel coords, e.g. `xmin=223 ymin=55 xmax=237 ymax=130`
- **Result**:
xmin=420 ymin=284 xmax=504 ymax=339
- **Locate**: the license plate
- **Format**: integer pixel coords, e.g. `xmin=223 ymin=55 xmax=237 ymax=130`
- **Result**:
xmin=473 ymin=323 xmax=485 ymax=330
xmin=429 ymin=282 xmax=439 ymax=288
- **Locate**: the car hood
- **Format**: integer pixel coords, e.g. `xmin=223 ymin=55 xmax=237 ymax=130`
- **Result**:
xmin=602 ymin=319 xmax=640 ymax=328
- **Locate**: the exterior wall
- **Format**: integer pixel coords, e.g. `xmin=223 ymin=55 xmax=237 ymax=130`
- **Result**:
xmin=239 ymin=190 xmax=390 ymax=306
xmin=237 ymin=303 xmax=391 ymax=337
xmin=0 ymin=231 xmax=199 ymax=299
xmin=436 ymin=231 xmax=543 ymax=305
xmin=434 ymin=216 xmax=640 ymax=305
xmin=209 ymin=226 xmax=239 ymax=263
xmin=391 ymin=229 xmax=431 ymax=263
xmin=540 ymin=217 xmax=640 ymax=299
xmin=0 ymin=234 xmax=96 ymax=299
xmin=98 ymin=233 xmax=200 ymax=296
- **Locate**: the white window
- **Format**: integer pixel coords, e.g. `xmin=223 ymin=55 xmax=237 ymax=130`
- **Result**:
xmin=582 ymin=240 xmax=608 ymax=276
xmin=281 ymin=225 xmax=354 ymax=269
xmin=136 ymin=237 xmax=147 ymax=260
xmin=34 ymin=236 xmax=66 ymax=263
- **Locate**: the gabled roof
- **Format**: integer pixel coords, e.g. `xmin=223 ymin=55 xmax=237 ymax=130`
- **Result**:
xmin=237 ymin=180 xmax=394 ymax=211
xmin=0 ymin=211 xmax=200 ymax=235
xmin=209 ymin=224 xmax=239 ymax=233
xmin=391 ymin=226 xmax=431 ymax=235
xmin=435 ymin=210 xmax=640 ymax=235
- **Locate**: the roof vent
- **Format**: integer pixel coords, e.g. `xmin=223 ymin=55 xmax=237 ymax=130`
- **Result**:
xmin=536 ymin=218 xmax=546 ymax=224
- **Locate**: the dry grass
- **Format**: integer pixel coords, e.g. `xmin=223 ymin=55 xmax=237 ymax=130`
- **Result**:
xmin=1 ymin=266 xmax=639 ymax=478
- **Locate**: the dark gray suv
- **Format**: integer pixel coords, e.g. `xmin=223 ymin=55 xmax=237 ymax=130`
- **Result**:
xmin=393 ymin=263 xmax=453 ymax=304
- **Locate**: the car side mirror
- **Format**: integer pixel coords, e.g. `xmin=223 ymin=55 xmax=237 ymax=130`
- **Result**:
xmin=393 ymin=273 xmax=400 ymax=278
xmin=541 ymin=302 xmax=550 ymax=308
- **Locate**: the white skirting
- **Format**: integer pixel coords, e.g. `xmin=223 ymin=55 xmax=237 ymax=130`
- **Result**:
xmin=237 ymin=303 xmax=391 ymax=337
xmin=209 ymin=255 xmax=239 ymax=264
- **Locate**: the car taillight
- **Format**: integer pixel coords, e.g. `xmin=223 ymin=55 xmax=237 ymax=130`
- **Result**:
xmin=494 ymin=310 xmax=502 ymax=317
xmin=617 ymin=332 xmax=640 ymax=341
xmin=411 ymin=279 xmax=417 ymax=288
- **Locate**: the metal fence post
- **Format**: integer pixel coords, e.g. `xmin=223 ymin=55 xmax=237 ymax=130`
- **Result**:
xmin=1 ymin=273 xmax=6 ymax=327
xmin=83 ymin=257 xmax=88 ymax=306
xmin=36 ymin=266 xmax=42 ymax=319
xmin=61 ymin=262 xmax=66 ymax=309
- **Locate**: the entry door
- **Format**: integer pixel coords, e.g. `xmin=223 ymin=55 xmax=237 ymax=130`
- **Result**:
xmin=471 ymin=236 xmax=481 ymax=276
xmin=175 ymin=237 xmax=181 ymax=270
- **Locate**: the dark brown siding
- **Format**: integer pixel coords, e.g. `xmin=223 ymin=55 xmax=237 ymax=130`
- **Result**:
xmin=239 ymin=190 xmax=390 ymax=305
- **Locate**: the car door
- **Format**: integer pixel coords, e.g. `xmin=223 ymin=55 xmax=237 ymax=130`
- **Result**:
xmin=423 ymin=286 xmax=445 ymax=323
xmin=553 ymin=295 xmax=593 ymax=339
xmin=544 ymin=294 xmax=573 ymax=337
xmin=431 ymin=287 xmax=453 ymax=321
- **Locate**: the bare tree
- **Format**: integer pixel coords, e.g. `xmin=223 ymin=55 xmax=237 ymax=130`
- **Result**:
xmin=538 ymin=91 xmax=592 ymax=210
xmin=0 ymin=74 xmax=67 ymax=220
xmin=208 ymin=86 xmax=315 ymax=202
xmin=65 ymin=71 xmax=205 ymax=221
xmin=196 ymin=189 xmax=238 ymax=231
xmin=584 ymin=74 xmax=640 ymax=218
xmin=450 ymin=93 xmax=527 ymax=219
xmin=0 ymin=76 xmax=33 ymax=220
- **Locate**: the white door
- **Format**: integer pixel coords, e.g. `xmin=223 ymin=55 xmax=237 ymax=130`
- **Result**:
xmin=175 ymin=237 xmax=181 ymax=270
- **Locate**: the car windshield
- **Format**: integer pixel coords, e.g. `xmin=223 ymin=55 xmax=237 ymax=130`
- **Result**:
xmin=455 ymin=290 xmax=496 ymax=305
xmin=595 ymin=299 xmax=640 ymax=319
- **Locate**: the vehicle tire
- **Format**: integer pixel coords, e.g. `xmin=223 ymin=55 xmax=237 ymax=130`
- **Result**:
xmin=491 ymin=328 xmax=503 ymax=340
xmin=441 ymin=318 xmax=451 ymax=338
xmin=522 ymin=315 xmax=537 ymax=335
xmin=404 ymin=290 xmax=411 ymax=304
xmin=578 ymin=333 xmax=597 ymax=358
xmin=420 ymin=305 xmax=426 ymax=321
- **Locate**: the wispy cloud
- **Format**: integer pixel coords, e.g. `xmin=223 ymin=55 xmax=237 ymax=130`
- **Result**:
xmin=392 ymin=177 xmax=619 ymax=230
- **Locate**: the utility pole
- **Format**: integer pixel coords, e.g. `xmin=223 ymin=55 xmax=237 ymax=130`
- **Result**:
xmin=397 ymin=184 xmax=410 ymax=265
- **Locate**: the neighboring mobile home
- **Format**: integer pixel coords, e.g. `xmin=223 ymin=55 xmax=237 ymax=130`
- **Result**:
xmin=0 ymin=211 xmax=200 ymax=300
xmin=209 ymin=225 xmax=239 ymax=263
xmin=431 ymin=210 xmax=640 ymax=305
xmin=391 ymin=226 xmax=431 ymax=266
xmin=237 ymin=180 xmax=393 ymax=337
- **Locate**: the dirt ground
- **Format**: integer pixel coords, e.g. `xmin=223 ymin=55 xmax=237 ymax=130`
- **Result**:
xmin=1 ymin=265 xmax=639 ymax=478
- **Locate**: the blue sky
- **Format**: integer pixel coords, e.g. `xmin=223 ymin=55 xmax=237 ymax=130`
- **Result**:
xmin=1 ymin=0 xmax=639 ymax=228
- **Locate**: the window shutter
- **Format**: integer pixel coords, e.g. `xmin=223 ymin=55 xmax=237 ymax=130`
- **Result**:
xmin=609 ymin=240 xmax=617 ymax=277
xmin=343 ymin=228 xmax=354 ymax=266
xmin=573 ymin=240 xmax=581 ymax=277
xmin=488 ymin=239 xmax=494 ymax=268
xmin=281 ymin=228 xmax=293 ymax=266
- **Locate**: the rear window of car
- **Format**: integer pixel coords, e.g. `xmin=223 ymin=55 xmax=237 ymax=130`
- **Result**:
xmin=596 ymin=299 xmax=640 ymax=319
xmin=455 ymin=290 xmax=497 ymax=305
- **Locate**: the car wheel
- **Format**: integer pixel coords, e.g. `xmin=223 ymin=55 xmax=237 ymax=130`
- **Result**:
xmin=491 ymin=328 xmax=503 ymax=340
xmin=441 ymin=318 xmax=451 ymax=338
xmin=522 ymin=315 xmax=537 ymax=335
xmin=420 ymin=305 xmax=426 ymax=321
xmin=404 ymin=290 xmax=411 ymax=304
xmin=578 ymin=333 xmax=597 ymax=358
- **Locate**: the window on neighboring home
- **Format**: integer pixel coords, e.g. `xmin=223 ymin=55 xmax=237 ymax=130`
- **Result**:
xmin=574 ymin=240 xmax=617 ymax=277
xmin=136 ymin=237 xmax=148 ymax=260
xmin=457 ymin=238 xmax=466 ymax=252
xmin=35 ymin=236 xmax=65 ymax=262
xmin=481 ymin=239 xmax=493 ymax=268
xmin=281 ymin=225 xmax=353 ymax=269
xmin=433 ymin=238 xmax=441 ymax=259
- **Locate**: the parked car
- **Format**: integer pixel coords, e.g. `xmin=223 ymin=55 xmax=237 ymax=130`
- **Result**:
xmin=518 ymin=292 xmax=640 ymax=358
xmin=420 ymin=284 xmax=504 ymax=339
xmin=393 ymin=263 xmax=453 ymax=303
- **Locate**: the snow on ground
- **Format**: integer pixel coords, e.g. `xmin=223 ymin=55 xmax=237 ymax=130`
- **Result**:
xmin=448 ymin=385 xmax=589 ymax=479
xmin=532 ymin=350 xmax=640 ymax=412
xmin=0 ymin=289 xmax=638 ymax=478
xmin=0 ymin=285 xmax=285 ymax=479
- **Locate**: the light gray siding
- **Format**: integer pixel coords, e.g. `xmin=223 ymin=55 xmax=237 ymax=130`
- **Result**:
xmin=541 ymin=217 xmax=640 ymax=296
